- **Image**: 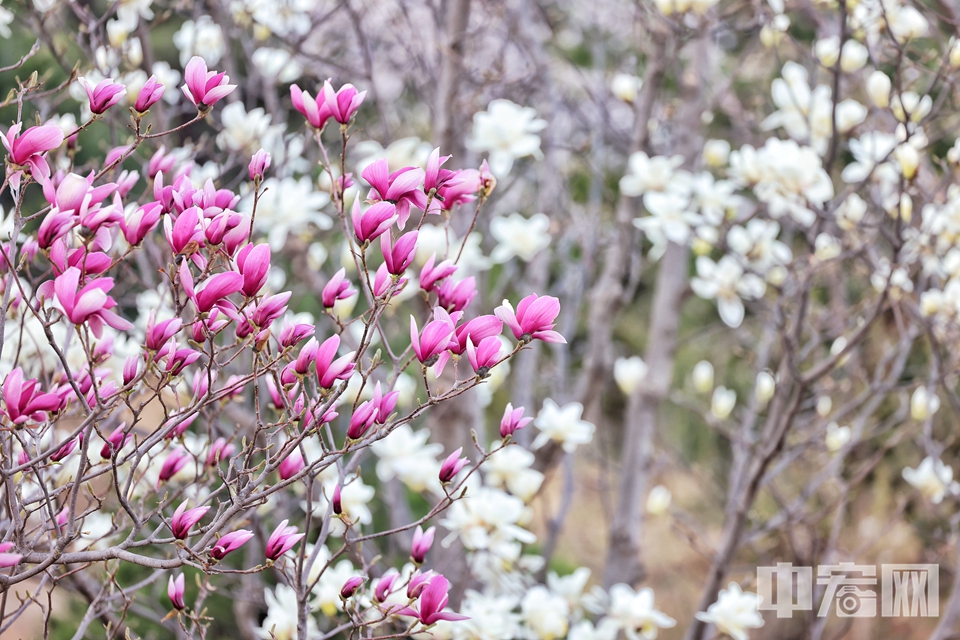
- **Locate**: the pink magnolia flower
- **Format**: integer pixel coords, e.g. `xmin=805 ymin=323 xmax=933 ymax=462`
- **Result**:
xmin=100 ymin=424 xmax=132 ymax=459
xmin=0 ymin=542 xmax=22 ymax=568
xmin=206 ymin=437 xmax=235 ymax=466
xmin=278 ymin=449 xmax=305 ymax=480
xmin=322 ymin=267 xmax=356 ymax=308
xmin=122 ymin=356 xmax=141 ymax=386
xmin=210 ymin=529 xmax=254 ymax=560
xmin=419 ymin=254 xmax=458 ymax=293
xmin=179 ymin=261 xmax=244 ymax=314
xmin=374 ymin=570 xmax=400 ymax=602
xmin=362 ymin=159 xmax=428 ymax=229
xmin=37 ymin=209 xmax=76 ymax=250
xmin=170 ymin=500 xmax=210 ymax=539
xmin=323 ymin=81 xmax=366 ymax=124
xmin=265 ymin=519 xmax=304 ymax=560
xmin=51 ymin=267 xmax=133 ymax=337
xmin=437 ymin=276 xmax=477 ymax=313
xmin=466 ymin=336 xmax=503 ymax=376
xmin=439 ymin=448 xmax=468 ymax=483
xmin=372 ymin=382 xmax=400 ymax=423
xmin=495 ymin=294 xmax=566 ymax=343
xmin=2 ymin=123 xmax=63 ymax=166
xmin=181 ymin=56 xmax=237 ymax=110
xmin=121 ymin=201 xmax=162 ymax=245
xmin=248 ymin=291 xmax=291 ymax=329
xmin=436 ymin=169 xmax=480 ymax=212
xmin=165 ymin=207 xmax=204 ymax=255
xmin=168 ymin=574 xmax=186 ymax=610
xmin=411 ymin=525 xmax=435 ymax=564
xmin=248 ymin=148 xmax=271 ymax=182
xmin=133 ymin=75 xmax=164 ymax=113
xmin=78 ymin=77 xmax=126 ymax=114
xmin=290 ymin=84 xmax=332 ymax=130
xmin=452 ymin=315 xmax=502 ymax=355
xmin=42 ymin=172 xmax=114 ymax=214
xmin=341 ymin=576 xmax=364 ymax=599
xmin=1 ymin=367 xmax=60 ymax=425
xmin=424 ymin=148 xmax=462 ymax=194
xmin=279 ymin=321 xmax=314 ymax=348
xmin=500 ymin=403 xmax=533 ymax=438
xmin=407 ymin=570 xmax=434 ymax=598
xmin=352 ymin=199 xmax=398 ymax=243
xmin=148 ymin=146 xmax=176 ymax=179
xmin=146 ymin=317 xmax=183 ymax=351
xmin=381 ymin=230 xmax=418 ymax=276
xmin=157 ymin=447 xmax=190 ymax=486
xmin=347 ymin=400 xmax=377 ymax=440
xmin=236 ymin=243 xmax=271 ymax=297
xmin=410 ymin=309 xmax=456 ymax=366
xmin=49 ymin=434 xmax=80 ymax=462
xmin=398 ymin=574 xmax=468 ymax=625
xmin=315 ymin=336 xmax=356 ymax=388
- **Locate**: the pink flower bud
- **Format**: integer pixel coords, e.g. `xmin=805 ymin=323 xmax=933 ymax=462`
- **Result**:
xmin=411 ymin=525 xmax=435 ymax=564
xmin=439 ymin=447 xmax=468 ymax=483
xmin=206 ymin=437 xmax=235 ymax=466
xmin=181 ymin=57 xmax=236 ymax=110
xmin=210 ymin=529 xmax=254 ymax=560
xmin=248 ymin=148 xmax=271 ymax=182
xmin=341 ymin=576 xmax=364 ymax=599
xmin=332 ymin=484 xmax=342 ymax=515
xmin=374 ymin=570 xmax=399 ymax=602
xmin=134 ymin=75 xmax=164 ymax=113
xmin=168 ymin=574 xmax=186 ymax=610
xmin=78 ymin=77 xmax=126 ymax=114
xmin=265 ymin=520 xmax=304 ymax=560
xmin=170 ymin=500 xmax=210 ymax=539
xmin=322 ymin=267 xmax=356 ymax=308
xmin=323 ymin=80 xmax=366 ymax=124
xmin=278 ymin=449 xmax=305 ymax=480
xmin=500 ymin=403 xmax=533 ymax=438
xmin=419 ymin=254 xmax=458 ymax=293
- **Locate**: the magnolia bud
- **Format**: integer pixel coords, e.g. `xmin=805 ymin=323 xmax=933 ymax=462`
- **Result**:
xmin=611 ymin=73 xmax=642 ymax=103
xmin=645 ymin=485 xmax=672 ymax=515
xmin=692 ymin=361 xmax=714 ymax=393
xmin=614 ymin=357 xmax=648 ymax=395
xmin=754 ymin=371 xmax=776 ymax=405
xmin=815 ymin=37 xmax=840 ymax=67
xmin=866 ymin=70 xmax=891 ymax=108
xmin=703 ymin=139 xmax=731 ymax=167
xmin=711 ymin=386 xmax=736 ymax=419
xmin=895 ymin=144 xmax=919 ymax=180
xmin=816 ymin=396 xmax=833 ymax=417
xmin=840 ymin=40 xmax=868 ymax=73
xmin=911 ymin=387 xmax=940 ymax=421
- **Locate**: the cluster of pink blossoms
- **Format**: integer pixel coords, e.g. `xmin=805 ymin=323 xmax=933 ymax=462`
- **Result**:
xmin=0 ymin=50 xmax=562 ymax=632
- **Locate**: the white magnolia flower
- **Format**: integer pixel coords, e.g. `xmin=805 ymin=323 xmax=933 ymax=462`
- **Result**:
xmin=217 ymin=102 xmax=283 ymax=155
xmin=441 ymin=486 xmax=536 ymax=552
xmin=606 ymin=584 xmax=676 ymax=640
xmin=455 ymin=590 xmax=523 ymax=640
xmin=754 ymin=371 xmax=776 ymax=405
xmin=703 ymin=139 xmax=731 ymax=167
xmin=490 ymin=213 xmax=552 ymax=263
xmin=466 ymin=99 xmax=547 ymax=176
xmin=611 ymin=73 xmax=643 ymax=102
xmin=825 ymin=422 xmax=851 ymax=453
xmin=532 ymin=399 xmax=596 ymax=453
xmin=522 ymin=586 xmax=570 ymax=640
xmin=484 ymin=445 xmax=544 ymax=502
xmin=0 ymin=3 xmax=13 ymax=38
xmin=151 ymin=61 xmax=182 ymax=105
xmin=866 ymin=70 xmax=892 ymax=107
xmin=902 ymin=456 xmax=960 ymax=504
xmin=841 ymin=132 xmax=898 ymax=184
xmin=645 ymin=485 xmax=672 ymax=515
xmin=569 ymin=619 xmax=620 ymax=640
xmin=241 ymin=177 xmax=332 ymax=251
xmin=620 ymin=153 xmax=684 ymax=196
xmin=370 ymin=424 xmax=443 ymax=494
xmin=634 ymin=190 xmax=702 ymax=249
xmin=252 ymin=47 xmax=303 ymax=83
xmin=690 ymin=255 xmax=766 ymax=328
xmin=910 ymin=387 xmax=941 ymax=421
xmin=726 ymin=219 xmax=791 ymax=278
xmin=614 ymin=356 xmax=648 ymax=395
xmin=173 ymin=16 xmax=225 ymax=66
xmin=695 ymin=582 xmax=764 ymax=640
xmin=249 ymin=0 xmax=315 ymax=37
xmin=258 ymin=584 xmax=318 ymax=640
